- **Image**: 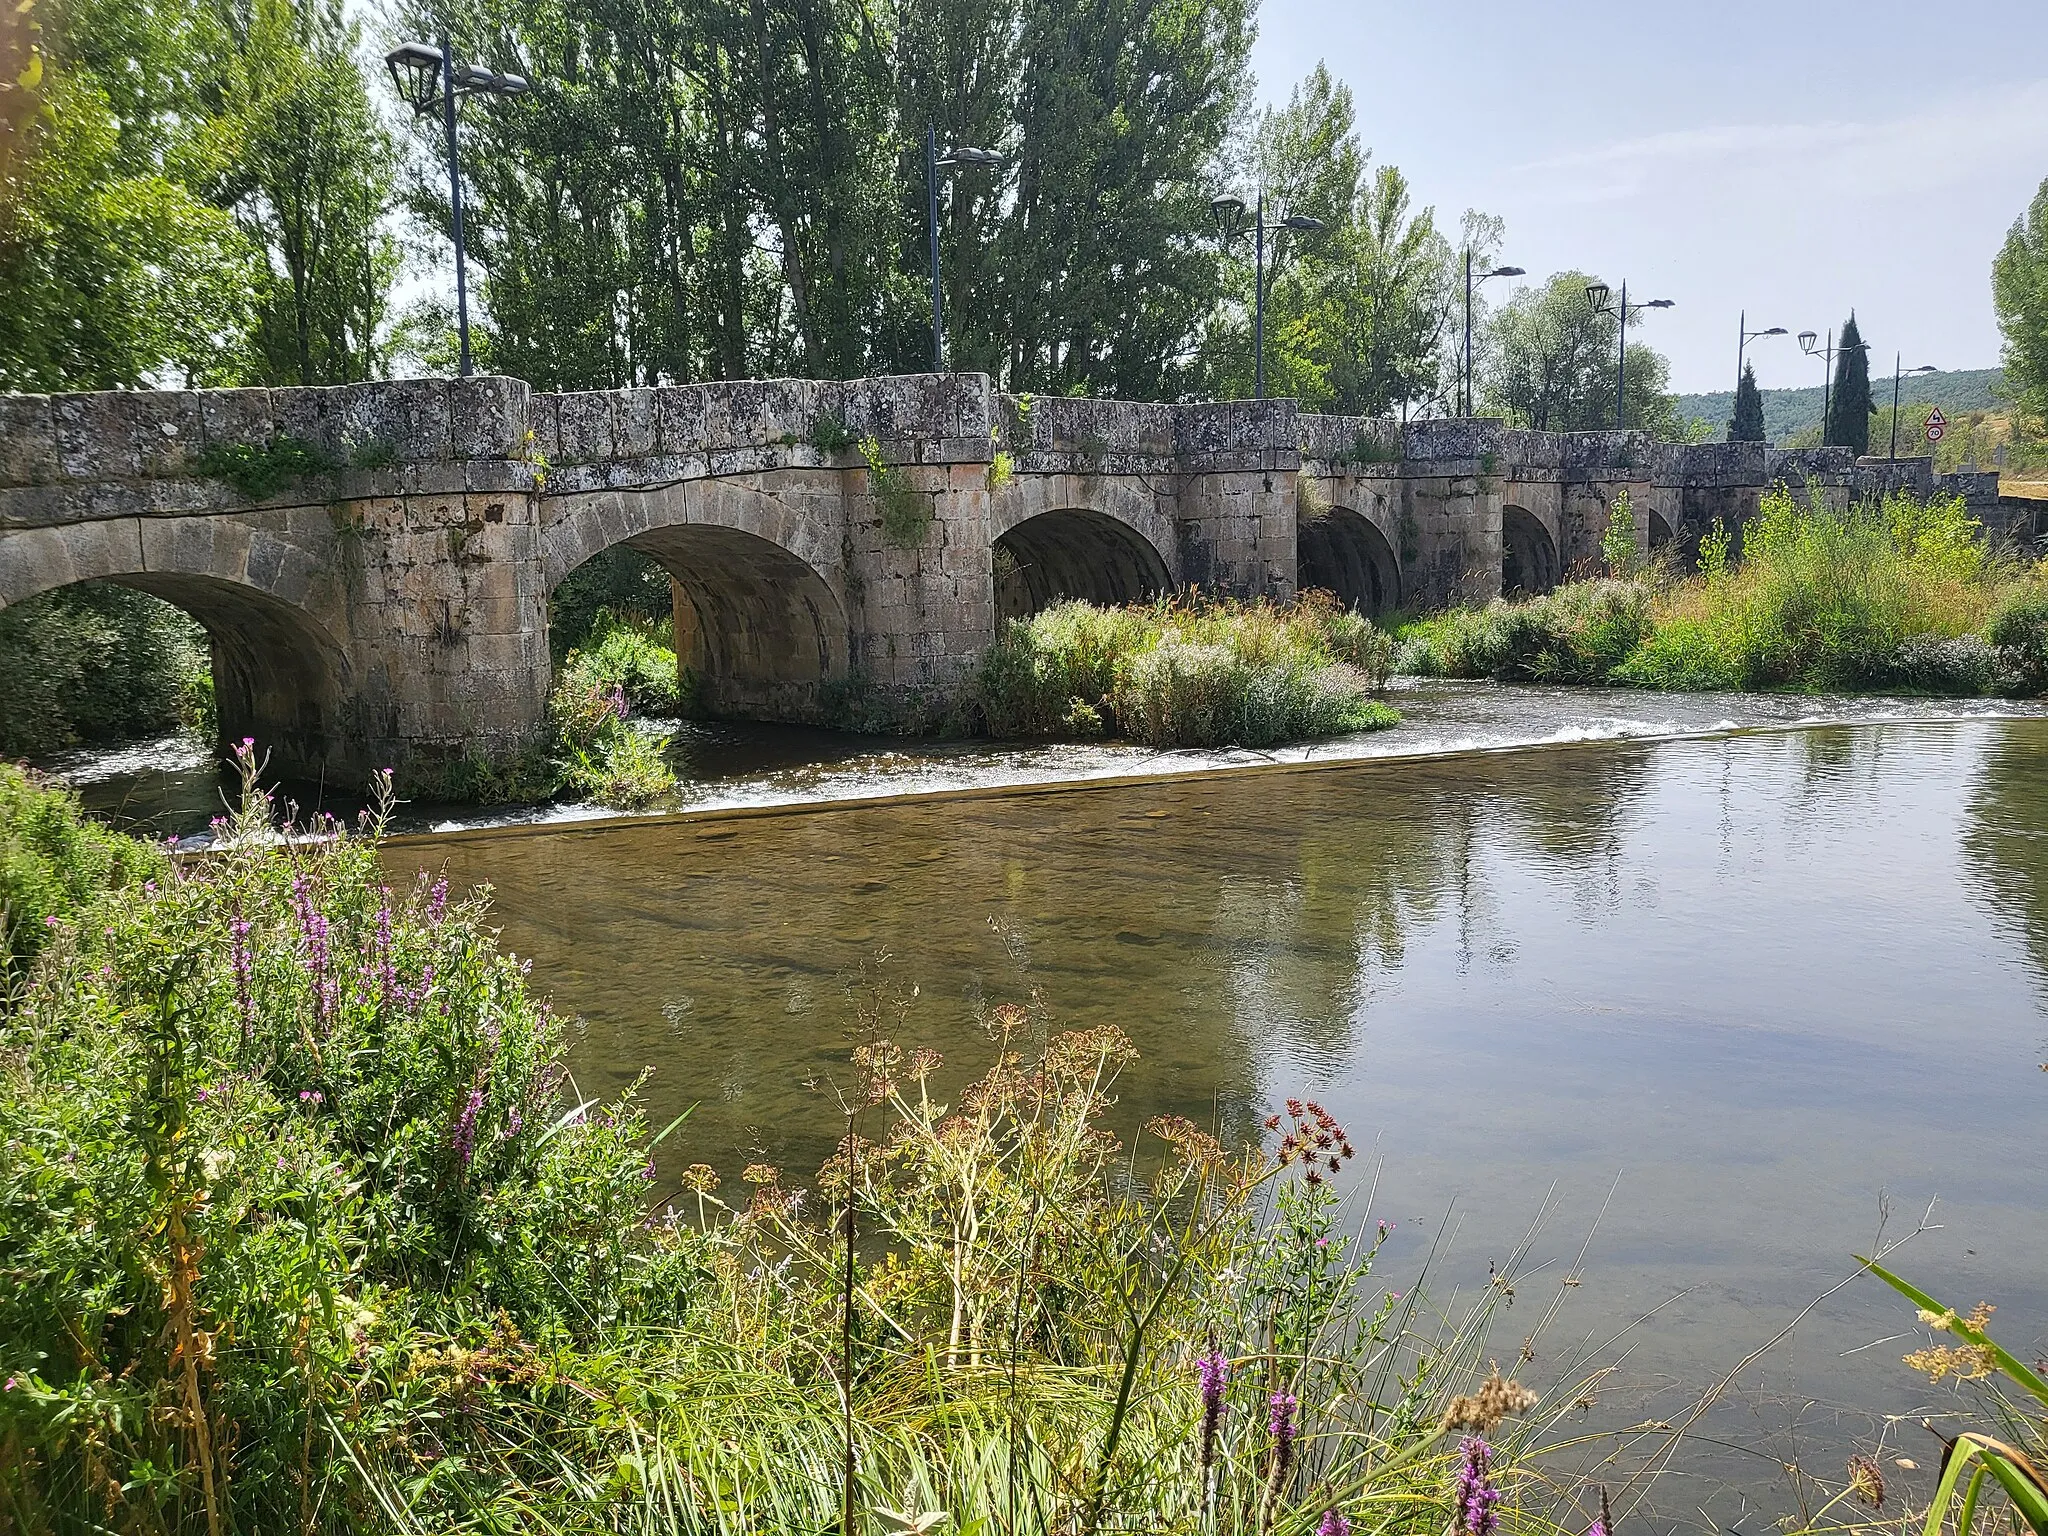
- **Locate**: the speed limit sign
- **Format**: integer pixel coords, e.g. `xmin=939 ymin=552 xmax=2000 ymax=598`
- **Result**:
xmin=1925 ymin=406 xmax=1948 ymax=443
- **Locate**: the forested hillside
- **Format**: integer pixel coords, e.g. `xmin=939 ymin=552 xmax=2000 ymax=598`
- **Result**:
xmin=1678 ymin=367 xmax=2005 ymax=444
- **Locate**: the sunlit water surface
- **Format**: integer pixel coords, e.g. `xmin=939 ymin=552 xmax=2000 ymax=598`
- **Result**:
xmin=372 ymin=717 xmax=2048 ymax=1519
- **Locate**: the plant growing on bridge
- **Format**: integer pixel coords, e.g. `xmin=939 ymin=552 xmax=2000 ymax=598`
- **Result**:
xmin=862 ymin=434 xmax=934 ymax=547
xmin=192 ymin=435 xmax=338 ymax=499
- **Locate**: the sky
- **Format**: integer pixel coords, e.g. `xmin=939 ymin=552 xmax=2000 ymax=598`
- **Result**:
xmin=1248 ymin=0 xmax=2048 ymax=395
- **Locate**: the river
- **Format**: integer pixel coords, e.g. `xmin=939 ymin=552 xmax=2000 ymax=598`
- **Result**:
xmin=41 ymin=690 xmax=2048 ymax=1515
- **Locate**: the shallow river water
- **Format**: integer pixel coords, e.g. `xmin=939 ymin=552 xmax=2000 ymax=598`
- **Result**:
xmin=381 ymin=713 xmax=2047 ymax=1518
xmin=43 ymin=693 xmax=2048 ymax=1514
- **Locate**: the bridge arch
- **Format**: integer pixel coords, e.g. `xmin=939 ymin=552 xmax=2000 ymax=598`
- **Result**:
xmin=1501 ymin=503 xmax=1560 ymax=598
xmin=0 ymin=524 xmax=353 ymax=771
xmin=1647 ymin=507 xmax=1676 ymax=554
xmin=543 ymin=481 xmax=850 ymax=719
xmin=1296 ymin=507 xmax=1401 ymax=616
xmin=992 ymin=507 xmax=1173 ymax=623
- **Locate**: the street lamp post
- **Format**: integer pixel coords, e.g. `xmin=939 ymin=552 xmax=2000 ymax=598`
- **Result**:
xmin=924 ymin=130 xmax=1003 ymax=373
xmin=384 ymin=39 xmax=529 ymax=378
xmin=1736 ymin=310 xmax=1787 ymax=390
xmin=1888 ymin=356 xmax=1939 ymax=462
xmin=1586 ymin=281 xmax=1674 ymax=431
xmin=1212 ymin=193 xmax=1324 ymax=400
xmin=1797 ymin=329 xmax=1870 ymax=448
xmin=1463 ymin=254 xmax=1523 ymax=416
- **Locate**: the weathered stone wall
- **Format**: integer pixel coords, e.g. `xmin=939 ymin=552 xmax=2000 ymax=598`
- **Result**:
xmin=1 ymin=374 xmax=1891 ymax=772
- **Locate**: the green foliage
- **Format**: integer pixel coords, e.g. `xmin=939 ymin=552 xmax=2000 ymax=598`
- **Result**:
xmin=1601 ymin=488 xmax=1639 ymax=577
xmin=1994 ymin=175 xmax=2048 ymax=437
xmin=1403 ymin=487 xmax=2037 ymax=698
xmin=1680 ymin=367 xmax=2009 ymax=448
xmin=1480 ymin=272 xmax=1686 ymax=439
xmin=1987 ymin=589 xmax=2048 ymax=695
xmin=555 ymin=611 xmax=687 ymax=717
xmin=1399 ymin=580 xmax=1654 ymax=685
xmin=193 ymin=434 xmax=337 ymax=499
xmin=1824 ymin=314 xmax=1875 ymax=454
xmin=549 ymin=619 xmax=681 ymax=808
xmin=976 ymin=593 xmax=1398 ymax=747
xmin=863 ymin=435 xmax=933 ymax=547
xmin=1729 ymin=361 xmax=1766 ymax=442
xmin=0 ymin=778 xmax=1555 ymax=1530
xmin=548 ymin=546 xmax=674 ymax=664
xmin=808 ymin=412 xmax=854 ymax=452
xmin=0 ymin=762 xmax=163 ymax=974
xmin=0 ymin=583 xmax=211 ymax=755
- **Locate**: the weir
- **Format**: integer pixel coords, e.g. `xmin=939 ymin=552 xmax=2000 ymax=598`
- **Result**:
xmin=0 ymin=374 xmax=2022 ymax=775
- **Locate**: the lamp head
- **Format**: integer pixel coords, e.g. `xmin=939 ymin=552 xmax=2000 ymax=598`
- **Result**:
xmin=1910 ymin=365 xmax=1939 ymax=375
xmin=1798 ymin=330 xmax=1818 ymax=353
xmin=937 ymin=146 xmax=1003 ymax=169
xmin=1210 ymin=196 xmax=1246 ymax=237
xmin=1759 ymin=326 xmax=1787 ymax=337
xmin=1642 ymin=298 xmax=1674 ymax=309
xmin=1486 ymin=265 xmax=1524 ymax=279
xmin=1585 ymin=282 xmax=1611 ymax=311
xmin=1280 ymin=213 xmax=1325 ymax=232
xmin=384 ymin=41 xmax=445 ymax=115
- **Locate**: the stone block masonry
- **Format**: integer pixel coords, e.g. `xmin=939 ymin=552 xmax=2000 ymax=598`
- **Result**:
xmin=0 ymin=373 xmax=1931 ymax=777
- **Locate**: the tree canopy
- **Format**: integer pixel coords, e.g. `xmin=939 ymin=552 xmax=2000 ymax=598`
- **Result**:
xmin=1729 ymin=361 xmax=1765 ymax=442
xmin=1823 ymin=312 xmax=1873 ymax=455
xmin=1479 ymin=272 xmax=1684 ymax=438
xmin=1 ymin=1 xmax=1694 ymax=430
xmin=1993 ymin=175 xmax=2048 ymax=436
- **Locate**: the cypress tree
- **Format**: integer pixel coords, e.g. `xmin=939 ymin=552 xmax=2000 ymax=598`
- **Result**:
xmin=1824 ymin=313 xmax=1875 ymax=455
xmin=1729 ymin=362 xmax=1765 ymax=441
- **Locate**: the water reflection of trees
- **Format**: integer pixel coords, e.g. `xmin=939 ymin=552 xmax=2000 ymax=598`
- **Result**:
xmin=1963 ymin=721 xmax=2048 ymax=996
xmin=388 ymin=743 xmax=1661 ymax=1176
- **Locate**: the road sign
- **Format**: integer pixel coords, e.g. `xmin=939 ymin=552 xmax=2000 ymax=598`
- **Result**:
xmin=1925 ymin=407 xmax=1948 ymax=444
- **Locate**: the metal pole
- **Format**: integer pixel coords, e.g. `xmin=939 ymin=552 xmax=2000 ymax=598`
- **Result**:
xmin=927 ymin=123 xmax=944 ymax=373
xmin=1254 ymin=189 xmax=1266 ymax=401
xmin=1463 ymin=249 xmax=1474 ymax=417
xmin=1615 ymin=279 xmax=1627 ymax=431
xmin=1889 ymin=351 xmax=1902 ymax=462
xmin=442 ymin=35 xmax=472 ymax=378
xmin=1736 ymin=309 xmax=1746 ymax=395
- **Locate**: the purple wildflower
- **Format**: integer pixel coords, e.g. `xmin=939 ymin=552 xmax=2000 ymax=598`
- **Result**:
xmin=43 ymin=915 xmax=58 ymax=928
xmin=1318 ymin=1513 xmax=1352 ymax=1536
xmin=291 ymin=873 xmax=336 ymax=1026
xmin=229 ymin=915 xmax=255 ymax=1039
xmin=1455 ymin=1437 xmax=1501 ymax=1536
xmin=1268 ymin=1391 xmax=1298 ymax=1446
xmin=428 ymin=875 xmax=449 ymax=923
xmin=1262 ymin=1390 xmax=1302 ymax=1525
xmin=375 ymin=887 xmax=396 ymax=1012
xmin=642 ymin=1157 xmax=657 ymax=1181
xmin=501 ymin=1107 xmax=523 ymax=1140
xmin=451 ymin=1086 xmax=485 ymax=1167
xmin=1197 ymin=1346 xmax=1229 ymax=1481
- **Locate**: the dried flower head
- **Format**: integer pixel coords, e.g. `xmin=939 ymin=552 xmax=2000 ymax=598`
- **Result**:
xmin=680 ymin=1164 xmax=720 ymax=1195
xmin=1147 ymin=1114 xmax=1226 ymax=1170
xmin=1441 ymin=1370 xmax=1541 ymax=1436
xmin=1271 ymin=1097 xmax=1355 ymax=1180
xmin=1847 ymin=1454 xmax=1885 ymax=1509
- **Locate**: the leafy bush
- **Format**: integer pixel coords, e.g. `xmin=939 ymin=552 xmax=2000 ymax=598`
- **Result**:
xmin=1401 ymin=581 xmax=1653 ymax=685
xmin=1988 ymin=589 xmax=2048 ymax=695
xmin=0 ymin=763 xmax=164 ymax=973
xmin=555 ymin=610 xmax=687 ymax=716
xmin=863 ymin=434 xmax=933 ymax=547
xmin=0 ymin=583 xmax=212 ymax=755
xmin=0 ymin=773 xmax=1559 ymax=1533
xmin=547 ymin=546 xmax=674 ymax=663
xmin=976 ymin=594 xmax=1399 ymax=747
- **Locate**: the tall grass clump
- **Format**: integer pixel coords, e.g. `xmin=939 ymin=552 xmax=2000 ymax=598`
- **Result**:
xmin=1401 ymin=486 xmax=2048 ymax=697
xmin=0 ymin=761 xmax=1604 ymax=1535
xmin=978 ymin=592 xmax=1398 ymax=748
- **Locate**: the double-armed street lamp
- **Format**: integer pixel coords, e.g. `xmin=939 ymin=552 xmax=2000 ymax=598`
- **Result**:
xmin=385 ymin=39 xmax=529 ymax=378
xmin=1586 ymin=281 xmax=1674 ymax=431
xmin=1463 ymin=254 xmax=1523 ymax=417
xmin=1888 ymin=356 xmax=1939 ymax=462
xmin=925 ymin=129 xmax=1003 ymax=373
xmin=1797 ymin=329 xmax=1869 ymax=447
xmin=1211 ymin=193 xmax=1325 ymax=400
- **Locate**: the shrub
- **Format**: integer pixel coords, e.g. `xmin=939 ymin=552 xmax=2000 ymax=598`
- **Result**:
xmin=555 ymin=610 xmax=687 ymax=716
xmin=563 ymin=723 xmax=678 ymax=809
xmin=1988 ymin=589 xmax=2048 ymax=695
xmin=863 ymin=434 xmax=933 ymax=547
xmin=1399 ymin=581 xmax=1652 ymax=685
xmin=0 ymin=763 xmax=164 ymax=973
xmin=975 ymin=595 xmax=1400 ymax=747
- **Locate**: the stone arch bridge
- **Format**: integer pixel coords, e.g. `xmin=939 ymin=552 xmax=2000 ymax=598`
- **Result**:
xmin=0 ymin=373 xmax=1957 ymax=776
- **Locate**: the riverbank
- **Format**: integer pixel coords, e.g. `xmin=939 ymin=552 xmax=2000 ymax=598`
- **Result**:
xmin=1 ymin=758 xmax=1553 ymax=1535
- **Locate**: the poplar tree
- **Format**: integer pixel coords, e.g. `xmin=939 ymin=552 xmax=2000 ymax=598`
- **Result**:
xmin=1993 ymin=175 xmax=2048 ymax=436
xmin=1729 ymin=361 xmax=1765 ymax=441
xmin=1824 ymin=312 xmax=1874 ymax=455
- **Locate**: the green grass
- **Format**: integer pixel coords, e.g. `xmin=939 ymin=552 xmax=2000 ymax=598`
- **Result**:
xmin=976 ymin=593 xmax=1399 ymax=748
xmin=1400 ymin=487 xmax=2048 ymax=697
